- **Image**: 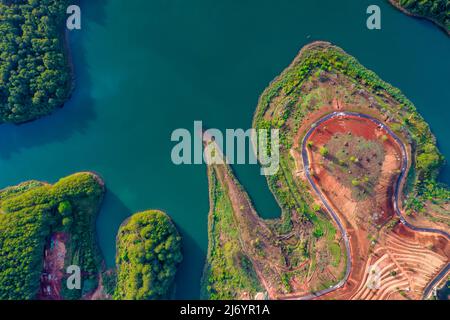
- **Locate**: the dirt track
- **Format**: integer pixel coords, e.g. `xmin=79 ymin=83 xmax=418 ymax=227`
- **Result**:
xmin=299 ymin=111 xmax=449 ymax=300
xmin=206 ymin=110 xmax=449 ymax=300
xmin=38 ymin=233 xmax=68 ymax=300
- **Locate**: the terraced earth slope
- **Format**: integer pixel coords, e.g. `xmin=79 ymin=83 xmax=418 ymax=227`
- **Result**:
xmin=350 ymin=225 xmax=448 ymax=300
xmin=303 ymin=113 xmax=449 ymax=300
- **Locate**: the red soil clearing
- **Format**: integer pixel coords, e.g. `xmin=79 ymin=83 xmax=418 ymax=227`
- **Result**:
xmin=309 ymin=114 xmax=390 ymax=144
xmin=303 ymin=115 xmax=449 ymax=300
xmin=308 ymin=115 xmax=401 ymax=224
xmin=38 ymin=232 xmax=68 ymax=300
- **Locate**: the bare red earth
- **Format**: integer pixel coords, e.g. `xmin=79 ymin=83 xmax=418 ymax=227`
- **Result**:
xmin=38 ymin=232 xmax=68 ymax=300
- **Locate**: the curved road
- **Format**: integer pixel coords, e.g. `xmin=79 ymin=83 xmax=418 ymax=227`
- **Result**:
xmin=299 ymin=111 xmax=449 ymax=300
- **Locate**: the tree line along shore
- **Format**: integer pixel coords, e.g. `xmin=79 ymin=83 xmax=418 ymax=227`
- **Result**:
xmin=389 ymin=0 xmax=450 ymax=36
xmin=0 ymin=172 xmax=183 ymax=300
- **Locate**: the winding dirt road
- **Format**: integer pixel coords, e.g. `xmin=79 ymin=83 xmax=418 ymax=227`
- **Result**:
xmin=299 ymin=111 xmax=449 ymax=300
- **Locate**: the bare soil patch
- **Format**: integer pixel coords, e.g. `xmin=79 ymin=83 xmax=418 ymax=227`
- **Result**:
xmin=303 ymin=115 xmax=449 ymax=299
xmin=38 ymin=232 xmax=68 ymax=300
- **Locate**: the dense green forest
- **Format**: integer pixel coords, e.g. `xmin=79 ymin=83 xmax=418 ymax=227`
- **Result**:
xmin=394 ymin=0 xmax=450 ymax=32
xmin=0 ymin=174 xmax=183 ymax=300
xmin=115 ymin=210 xmax=183 ymax=300
xmin=0 ymin=0 xmax=71 ymax=123
xmin=0 ymin=173 xmax=104 ymax=300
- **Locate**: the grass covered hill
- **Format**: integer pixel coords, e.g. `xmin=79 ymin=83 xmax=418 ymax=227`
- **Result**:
xmin=253 ymin=41 xmax=446 ymax=213
xmin=0 ymin=0 xmax=72 ymax=123
xmin=200 ymin=41 xmax=448 ymax=298
xmin=0 ymin=172 xmax=104 ymax=300
xmin=115 ymin=210 xmax=183 ymax=300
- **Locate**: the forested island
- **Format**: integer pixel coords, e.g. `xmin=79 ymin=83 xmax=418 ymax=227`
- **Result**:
xmin=0 ymin=173 xmax=183 ymax=300
xmin=0 ymin=1 xmax=185 ymax=300
xmin=0 ymin=172 xmax=104 ymax=300
xmin=389 ymin=0 xmax=450 ymax=35
xmin=0 ymin=0 xmax=72 ymax=123
xmin=115 ymin=210 xmax=183 ymax=300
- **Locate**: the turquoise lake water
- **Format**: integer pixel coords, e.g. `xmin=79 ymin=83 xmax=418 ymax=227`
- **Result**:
xmin=0 ymin=0 xmax=448 ymax=299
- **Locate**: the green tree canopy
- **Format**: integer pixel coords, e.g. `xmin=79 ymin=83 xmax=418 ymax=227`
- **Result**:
xmin=114 ymin=210 xmax=183 ymax=300
xmin=0 ymin=0 xmax=71 ymax=123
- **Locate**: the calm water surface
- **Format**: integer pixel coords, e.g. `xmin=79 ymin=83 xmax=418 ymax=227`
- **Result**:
xmin=0 ymin=0 xmax=448 ymax=298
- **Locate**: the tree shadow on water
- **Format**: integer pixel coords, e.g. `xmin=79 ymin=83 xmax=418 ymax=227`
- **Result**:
xmin=96 ymin=189 xmax=208 ymax=299
xmin=173 ymin=224 xmax=207 ymax=300
xmin=79 ymin=0 xmax=109 ymax=26
xmin=96 ymin=188 xmax=133 ymax=268
xmin=0 ymin=0 xmax=109 ymax=160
